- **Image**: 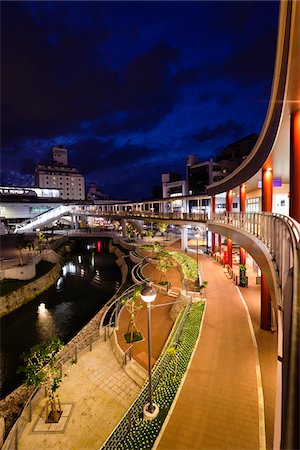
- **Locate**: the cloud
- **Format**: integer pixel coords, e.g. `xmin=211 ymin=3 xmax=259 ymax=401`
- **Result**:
xmin=193 ymin=120 xmax=245 ymax=144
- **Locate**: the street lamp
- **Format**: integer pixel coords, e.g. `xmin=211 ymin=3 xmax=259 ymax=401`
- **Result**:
xmin=195 ymin=231 xmax=201 ymax=271
xmin=140 ymin=284 xmax=159 ymax=419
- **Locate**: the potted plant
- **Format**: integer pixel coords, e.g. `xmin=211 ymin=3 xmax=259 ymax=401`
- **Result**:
xmin=239 ymin=264 xmax=248 ymax=287
xmin=199 ymin=280 xmax=208 ymax=295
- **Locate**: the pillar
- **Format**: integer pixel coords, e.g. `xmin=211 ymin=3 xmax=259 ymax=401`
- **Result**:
xmin=228 ymin=239 xmax=232 ymax=268
xmin=121 ymin=218 xmax=127 ymax=238
xmin=218 ymin=234 xmax=222 ymax=254
xmin=211 ymin=196 xmax=216 ymax=253
xmin=226 ymin=190 xmax=233 ymax=266
xmin=261 ymin=166 xmax=272 ymax=331
xmin=226 ymin=190 xmax=233 ymax=212
xmin=239 ymin=247 xmax=246 ymax=265
xmin=262 ymin=167 xmax=273 ymax=212
xmin=181 ymin=225 xmax=188 ymax=252
xmin=239 ymin=184 xmax=246 ymax=265
xmin=261 ymin=274 xmax=271 ymax=330
xmin=290 ymin=110 xmax=300 ymax=223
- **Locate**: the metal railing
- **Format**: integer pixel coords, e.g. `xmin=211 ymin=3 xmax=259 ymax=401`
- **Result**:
xmin=131 ymin=258 xmax=149 ymax=285
xmin=3 ymin=328 xmax=104 ymax=450
xmin=209 ymin=211 xmax=300 ymax=449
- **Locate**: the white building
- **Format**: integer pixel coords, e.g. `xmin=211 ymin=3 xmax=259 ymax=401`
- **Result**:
xmin=34 ymin=147 xmax=85 ymax=200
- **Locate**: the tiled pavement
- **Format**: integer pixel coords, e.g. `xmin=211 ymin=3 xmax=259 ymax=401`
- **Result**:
xmin=18 ymin=340 xmax=141 ymax=450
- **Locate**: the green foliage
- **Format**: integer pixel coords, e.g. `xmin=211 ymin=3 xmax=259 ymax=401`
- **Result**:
xmin=112 ymin=302 xmax=205 ymax=450
xmin=18 ymin=337 xmax=64 ymax=393
xmin=156 ymin=256 xmax=173 ymax=274
xmin=145 ymin=229 xmax=155 ymax=238
xmin=169 ymin=251 xmax=198 ymax=282
xmin=156 ymin=222 xmax=168 ymax=234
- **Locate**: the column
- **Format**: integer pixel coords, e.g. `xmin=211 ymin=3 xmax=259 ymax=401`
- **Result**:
xmin=211 ymin=196 xmax=216 ymax=253
xmin=261 ymin=165 xmax=273 ymax=331
xmin=226 ymin=190 xmax=233 ymax=212
xmin=226 ymin=190 xmax=232 ymax=267
xmin=290 ymin=110 xmax=300 ymax=223
xmin=218 ymin=234 xmax=222 ymax=254
xmin=239 ymin=184 xmax=246 ymax=264
xmin=261 ymin=274 xmax=271 ymax=330
xmin=228 ymin=239 xmax=232 ymax=268
xmin=121 ymin=218 xmax=127 ymax=238
xmin=181 ymin=225 xmax=188 ymax=252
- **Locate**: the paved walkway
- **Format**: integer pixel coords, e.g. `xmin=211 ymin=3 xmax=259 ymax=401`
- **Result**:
xmin=156 ymin=254 xmax=262 ymax=450
xmin=19 ymin=340 xmax=140 ymax=450
xmin=15 ymin=242 xmax=277 ymax=450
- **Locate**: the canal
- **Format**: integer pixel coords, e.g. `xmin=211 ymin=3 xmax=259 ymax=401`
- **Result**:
xmin=0 ymin=237 xmax=122 ymax=398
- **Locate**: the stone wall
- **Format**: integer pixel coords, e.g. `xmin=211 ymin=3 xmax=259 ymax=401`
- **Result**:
xmin=0 ymin=261 xmax=61 ymax=318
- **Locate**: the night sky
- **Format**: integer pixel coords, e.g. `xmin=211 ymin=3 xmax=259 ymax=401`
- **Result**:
xmin=1 ymin=1 xmax=279 ymax=200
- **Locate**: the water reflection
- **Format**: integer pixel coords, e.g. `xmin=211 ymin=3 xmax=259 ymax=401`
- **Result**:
xmin=0 ymin=237 xmax=121 ymax=398
xmin=62 ymin=261 xmax=76 ymax=277
xmin=37 ymin=302 xmax=58 ymax=340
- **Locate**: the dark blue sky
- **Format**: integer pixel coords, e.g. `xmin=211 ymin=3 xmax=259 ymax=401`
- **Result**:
xmin=1 ymin=1 xmax=279 ymax=200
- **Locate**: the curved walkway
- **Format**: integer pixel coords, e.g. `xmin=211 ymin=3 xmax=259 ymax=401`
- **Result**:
xmin=12 ymin=245 xmax=276 ymax=450
xmin=156 ymin=253 xmax=264 ymax=450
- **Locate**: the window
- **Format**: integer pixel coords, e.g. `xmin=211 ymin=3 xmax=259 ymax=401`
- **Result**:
xmin=29 ymin=206 xmax=49 ymax=214
xmin=246 ymin=197 xmax=260 ymax=213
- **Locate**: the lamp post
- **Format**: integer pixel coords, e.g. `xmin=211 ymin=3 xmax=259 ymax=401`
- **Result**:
xmin=140 ymin=284 xmax=159 ymax=419
xmin=195 ymin=231 xmax=201 ymax=271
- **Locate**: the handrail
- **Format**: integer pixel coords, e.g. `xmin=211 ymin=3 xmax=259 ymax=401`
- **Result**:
xmin=208 ymin=211 xmax=300 ymax=449
xmin=131 ymin=257 xmax=149 ymax=285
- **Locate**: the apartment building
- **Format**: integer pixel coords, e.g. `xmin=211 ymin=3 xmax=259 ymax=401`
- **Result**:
xmin=34 ymin=146 xmax=85 ymax=200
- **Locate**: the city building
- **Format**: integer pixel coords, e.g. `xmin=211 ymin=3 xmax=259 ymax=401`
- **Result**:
xmin=0 ymin=185 xmax=62 ymax=229
xmin=86 ymin=182 xmax=109 ymax=201
xmin=186 ymin=134 xmax=258 ymax=196
xmin=34 ymin=146 xmax=85 ymax=200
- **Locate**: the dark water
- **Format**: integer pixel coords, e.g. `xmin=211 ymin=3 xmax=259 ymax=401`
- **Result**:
xmin=0 ymin=237 xmax=121 ymax=398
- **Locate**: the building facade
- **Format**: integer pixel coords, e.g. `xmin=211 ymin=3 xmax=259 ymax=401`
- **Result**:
xmin=34 ymin=147 xmax=85 ymax=200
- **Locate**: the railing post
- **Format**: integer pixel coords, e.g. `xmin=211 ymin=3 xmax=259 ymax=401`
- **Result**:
xmin=29 ymin=398 xmax=32 ymax=422
xmin=15 ymin=422 xmax=18 ymax=450
xmin=74 ymin=346 xmax=77 ymax=363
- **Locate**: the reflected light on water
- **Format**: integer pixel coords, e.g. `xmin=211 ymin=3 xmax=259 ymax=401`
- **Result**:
xmin=37 ymin=303 xmax=57 ymax=338
xmin=62 ymin=262 xmax=76 ymax=277
xmin=38 ymin=302 xmax=46 ymax=314
xmin=56 ymin=277 xmax=63 ymax=291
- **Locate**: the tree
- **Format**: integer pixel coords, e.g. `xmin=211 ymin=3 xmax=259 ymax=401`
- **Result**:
xmin=37 ymin=231 xmax=48 ymax=253
xmin=15 ymin=234 xmax=30 ymax=265
xmin=157 ymin=222 xmax=168 ymax=236
xmin=18 ymin=337 xmax=67 ymax=423
xmin=121 ymin=286 xmax=143 ymax=343
xmin=156 ymin=252 xmax=173 ymax=286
